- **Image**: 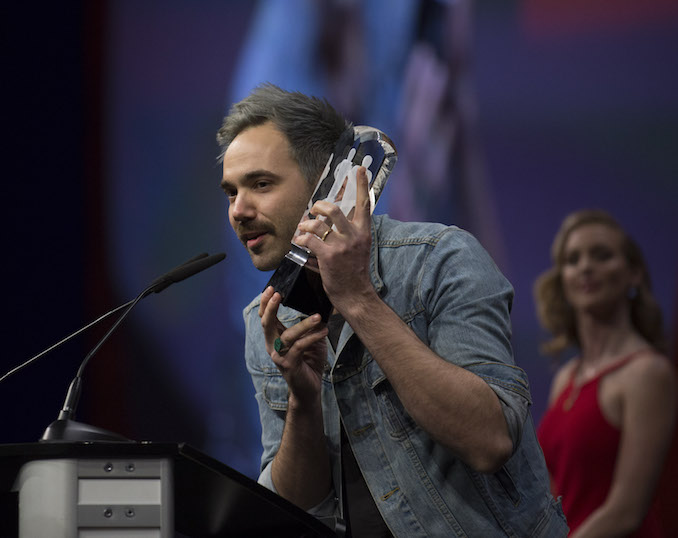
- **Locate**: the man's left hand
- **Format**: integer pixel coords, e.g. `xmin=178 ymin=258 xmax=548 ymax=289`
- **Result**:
xmin=295 ymin=166 xmax=375 ymax=314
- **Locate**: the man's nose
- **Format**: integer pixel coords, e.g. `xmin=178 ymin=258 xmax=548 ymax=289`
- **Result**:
xmin=231 ymin=192 xmax=256 ymax=221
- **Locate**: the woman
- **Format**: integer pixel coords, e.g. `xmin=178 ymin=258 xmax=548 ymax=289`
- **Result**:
xmin=535 ymin=209 xmax=676 ymax=537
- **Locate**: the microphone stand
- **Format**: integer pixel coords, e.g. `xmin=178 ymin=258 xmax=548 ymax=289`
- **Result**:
xmin=40 ymin=286 xmax=152 ymax=442
xmin=39 ymin=252 xmax=225 ymax=443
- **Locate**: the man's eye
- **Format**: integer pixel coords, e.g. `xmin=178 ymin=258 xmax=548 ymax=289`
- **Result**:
xmin=254 ymin=180 xmax=271 ymax=190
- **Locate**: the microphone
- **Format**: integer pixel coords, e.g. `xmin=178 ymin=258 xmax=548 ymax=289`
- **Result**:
xmin=142 ymin=252 xmax=225 ymax=296
xmin=37 ymin=252 xmax=226 ymax=442
xmin=143 ymin=251 xmax=209 ymax=294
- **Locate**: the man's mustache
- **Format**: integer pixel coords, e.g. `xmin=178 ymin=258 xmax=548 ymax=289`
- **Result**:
xmin=237 ymin=222 xmax=274 ymax=243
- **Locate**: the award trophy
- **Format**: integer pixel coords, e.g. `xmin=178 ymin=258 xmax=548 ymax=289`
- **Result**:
xmin=265 ymin=125 xmax=397 ymax=321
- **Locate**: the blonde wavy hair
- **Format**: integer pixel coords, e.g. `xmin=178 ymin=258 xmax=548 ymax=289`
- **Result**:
xmin=534 ymin=209 xmax=665 ymax=356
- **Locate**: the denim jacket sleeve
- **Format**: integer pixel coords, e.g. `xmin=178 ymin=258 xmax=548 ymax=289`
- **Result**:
xmin=243 ymin=296 xmax=288 ymax=478
xmin=242 ymin=297 xmax=340 ymax=516
xmin=414 ymin=226 xmax=531 ymax=450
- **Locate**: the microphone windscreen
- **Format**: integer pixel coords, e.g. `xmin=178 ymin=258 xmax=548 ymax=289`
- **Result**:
xmin=166 ymin=252 xmax=226 ymax=284
xmin=148 ymin=252 xmax=209 ymax=289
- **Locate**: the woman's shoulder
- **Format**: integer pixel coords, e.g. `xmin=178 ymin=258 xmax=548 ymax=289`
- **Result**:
xmin=619 ymin=348 xmax=676 ymax=388
xmin=609 ymin=349 xmax=677 ymax=432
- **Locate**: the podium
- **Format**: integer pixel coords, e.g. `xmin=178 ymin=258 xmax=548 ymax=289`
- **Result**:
xmin=0 ymin=441 xmax=337 ymax=537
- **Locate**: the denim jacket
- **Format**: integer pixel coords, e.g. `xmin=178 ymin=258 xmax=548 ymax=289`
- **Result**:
xmin=244 ymin=214 xmax=568 ymax=537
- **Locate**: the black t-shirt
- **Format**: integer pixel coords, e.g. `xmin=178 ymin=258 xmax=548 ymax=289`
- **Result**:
xmin=328 ymin=313 xmax=392 ymax=538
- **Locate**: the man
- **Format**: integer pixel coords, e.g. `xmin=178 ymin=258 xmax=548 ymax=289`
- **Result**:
xmin=217 ymin=83 xmax=567 ymax=537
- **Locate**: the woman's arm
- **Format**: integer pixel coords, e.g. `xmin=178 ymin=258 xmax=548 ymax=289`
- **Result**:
xmin=572 ymin=353 xmax=676 ymax=537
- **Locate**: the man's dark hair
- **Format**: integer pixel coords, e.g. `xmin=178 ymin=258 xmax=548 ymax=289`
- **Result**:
xmin=217 ymin=83 xmax=351 ymax=185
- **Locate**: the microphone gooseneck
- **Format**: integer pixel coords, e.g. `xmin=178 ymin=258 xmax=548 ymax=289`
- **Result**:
xmin=0 ymin=253 xmax=215 ymax=385
xmin=39 ymin=251 xmax=226 ymax=442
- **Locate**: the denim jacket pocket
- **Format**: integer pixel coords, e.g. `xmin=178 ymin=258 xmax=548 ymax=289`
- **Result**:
xmin=262 ymin=372 xmax=289 ymax=412
xmin=492 ymin=466 xmax=521 ymax=507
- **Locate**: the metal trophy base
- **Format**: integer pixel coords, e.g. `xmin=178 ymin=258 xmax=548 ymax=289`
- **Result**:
xmin=265 ymin=245 xmax=332 ymax=321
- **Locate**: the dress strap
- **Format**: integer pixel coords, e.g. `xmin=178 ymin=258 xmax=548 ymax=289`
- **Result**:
xmin=561 ymin=348 xmax=651 ymax=411
xmin=592 ymin=348 xmax=651 ymax=380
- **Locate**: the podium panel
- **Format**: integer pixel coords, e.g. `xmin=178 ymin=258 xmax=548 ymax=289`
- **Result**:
xmin=0 ymin=442 xmax=336 ymax=538
xmin=14 ymin=458 xmax=172 ymax=537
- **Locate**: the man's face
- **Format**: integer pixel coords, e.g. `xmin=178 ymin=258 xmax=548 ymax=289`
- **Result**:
xmin=221 ymin=122 xmax=315 ymax=271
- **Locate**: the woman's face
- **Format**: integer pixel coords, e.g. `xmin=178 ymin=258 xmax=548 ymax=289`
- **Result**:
xmin=561 ymin=223 xmax=640 ymax=317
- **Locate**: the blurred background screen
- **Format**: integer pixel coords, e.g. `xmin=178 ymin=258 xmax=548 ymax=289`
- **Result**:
xmin=3 ymin=0 xmax=677 ymax=479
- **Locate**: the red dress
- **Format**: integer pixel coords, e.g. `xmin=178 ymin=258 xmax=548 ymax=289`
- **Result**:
xmin=537 ymin=352 xmax=665 ymax=536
